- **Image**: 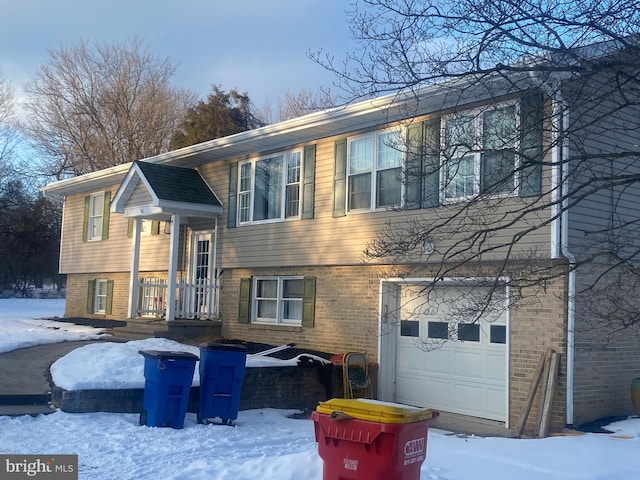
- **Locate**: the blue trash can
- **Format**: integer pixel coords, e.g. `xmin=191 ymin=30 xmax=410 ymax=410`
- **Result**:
xmin=197 ymin=343 xmax=247 ymax=425
xmin=139 ymin=350 xmax=199 ymax=429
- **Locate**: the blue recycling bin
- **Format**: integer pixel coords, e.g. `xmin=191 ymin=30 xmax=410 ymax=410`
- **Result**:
xmin=197 ymin=343 xmax=247 ymax=425
xmin=139 ymin=350 xmax=198 ymax=429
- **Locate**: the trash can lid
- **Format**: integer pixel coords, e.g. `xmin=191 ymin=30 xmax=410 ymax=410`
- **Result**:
xmin=316 ymin=398 xmax=436 ymax=424
xmin=138 ymin=350 xmax=199 ymax=361
xmin=199 ymin=343 xmax=247 ymax=352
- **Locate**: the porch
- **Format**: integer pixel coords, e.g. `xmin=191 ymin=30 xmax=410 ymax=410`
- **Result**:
xmin=110 ymin=276 xmax=223 ymax=341
xmin=110 ymin=317 xmax=222 ymax=342
xmin=110 ymin=161 xmax=224 ymax=324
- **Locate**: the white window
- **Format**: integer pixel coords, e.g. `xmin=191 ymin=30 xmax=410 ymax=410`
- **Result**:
xmin=442 ymin=103 xmax=518 ymax=201
xmin=238 ymin=150 xmax=302 ymax=224
xmin=140 ymin=219 xmax=161 ymax=236
xmin=87 ymin=192 xmax=105 ymax=241
xmin=347 ymin=129 xmax=403 ymax=211
xmin=252 ymin=276 xmax=304 ymax=325
xmin=94 ymin=279 xmax=108 ymax=314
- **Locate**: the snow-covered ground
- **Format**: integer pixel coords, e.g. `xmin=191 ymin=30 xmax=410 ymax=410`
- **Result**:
xmin=0 ymin=298 xmax=638 ymax=480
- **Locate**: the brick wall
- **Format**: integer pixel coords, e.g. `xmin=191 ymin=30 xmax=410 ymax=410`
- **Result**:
xmin=220 ymin=266 xmax=383 ymax=361
xmin=220 ymin=264 xmax=570 ymax=434
xmin=508 ymin=276 xmax=568 ymax=434
xmin=65 ymin=271 xmax=165 ymax=320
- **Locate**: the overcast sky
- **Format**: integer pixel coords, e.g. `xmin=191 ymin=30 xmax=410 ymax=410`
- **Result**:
xmin=0 ymin=0 xmax=356 ymax=111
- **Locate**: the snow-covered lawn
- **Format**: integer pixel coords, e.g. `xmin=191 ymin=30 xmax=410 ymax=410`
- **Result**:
xmin=0 ymin=299 xmax=638 ymax=480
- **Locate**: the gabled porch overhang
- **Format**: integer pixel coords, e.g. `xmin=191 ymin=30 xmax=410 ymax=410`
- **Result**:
xmin=111 ymin=161 xmax=223 ymax=321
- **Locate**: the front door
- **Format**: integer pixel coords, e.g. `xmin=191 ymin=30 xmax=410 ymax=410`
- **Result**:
xmin=189 ymin=231 xmax=214 ymax=318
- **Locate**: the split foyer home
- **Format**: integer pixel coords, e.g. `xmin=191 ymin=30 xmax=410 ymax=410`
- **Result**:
xmin=42 ymin=43 xmax=640 ymax=434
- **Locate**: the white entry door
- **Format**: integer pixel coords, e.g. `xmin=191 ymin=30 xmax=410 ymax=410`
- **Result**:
xmin=393 ymin=284 xmax=508 ymax=421
xmin=188 ymin=231 xmax=214 ymax=318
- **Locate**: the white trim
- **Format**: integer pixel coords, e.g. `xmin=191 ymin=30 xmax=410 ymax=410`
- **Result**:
xmin=94 ymin=279 xmax=108 ymax=314
xmin=346 ymin=127 xmax=405 ymax=212
xmin=127 ymin=218 xmax=141 ymax=319
xmin=251 ymin=276 xmax=305 ymax=325
xmin=440 ymin=101 xmax=521 ymax=203
xmin=237 ymin=148 xmax=304 ymax=225
xmin=87 ymin=192 xmax=105 ymax=242
xmin=166 ymin=213 xmax=181 ymax=322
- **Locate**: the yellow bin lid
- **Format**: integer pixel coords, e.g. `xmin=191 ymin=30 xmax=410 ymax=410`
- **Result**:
xmin=316 ymin=398 xmax=435 ymax=424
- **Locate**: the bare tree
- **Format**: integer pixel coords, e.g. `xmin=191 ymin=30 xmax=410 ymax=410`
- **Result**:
xmin=258 ymin=87 xmax=337 ymax=123
xmin=312 ymin=0 xmax=640 ymax=346
xmin=22 ymin=37 xmax=197 ymax=179
xmin=0 ymin=71 xmax=17 ymax=179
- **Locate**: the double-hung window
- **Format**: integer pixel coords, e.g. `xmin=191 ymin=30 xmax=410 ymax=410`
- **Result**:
xmin=238 ymin=150 xmax=302 ymax=224
xmin=87 ymin=192 xmax=105 ymax=241
xmin=253 ymin=276 xmax=304 ymax=325
xmin=347 ymin=129 xmax=403 ymax=211
xmin=94 ymin=279 xmax=109 ymax=314
xmin=442 ymin=103 xmax=518 ymax=201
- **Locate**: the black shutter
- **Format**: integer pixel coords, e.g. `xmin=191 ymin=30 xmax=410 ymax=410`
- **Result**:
xmin=228 ymin=163 xmax=238 ymax=227
xmin=301 ymin=277 xmax=316 ymax=328
xmin=238 ymin=278 xmax=251 ymax=323
xmin=405 ymin=122 xmax=424 ymax=210
xmin=423 ymin=118 xmax=441 ymax=208
xmin=101 ymin=191 xmax=111 ymax=240
xmin=302 ymin=145 xmax=316 ymax=219
xmin=82 ymin=196 xmax=90 ymax=242
xmin=333 ymin=139 xmax=347 ymax=217
xmin=519 ymin=92 xmax=543 ymax=197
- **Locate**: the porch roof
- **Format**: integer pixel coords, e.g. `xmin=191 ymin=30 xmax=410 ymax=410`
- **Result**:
xmin=111 ymin=161 xmax=223 ymax=219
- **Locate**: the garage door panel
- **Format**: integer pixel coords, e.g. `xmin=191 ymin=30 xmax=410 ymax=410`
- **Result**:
xmin=422 ymin=350 xmax=451 ymax=375
xmin=398 ymin=377 xmax=453 ymax=409
xmin=393 ymin=284 xmax=508 ymax=422
xmin=485 ymin=352 xmax=506 ymax=381
xmin=453 ymin=384 xmax=486 ymax=416
xmin=453 ymin=350 xmax=484 ymax=378
xmin=396 ymin=374 xmax=427 ymax=406
xmin=485 ymin=387 xmax=507 ymax=418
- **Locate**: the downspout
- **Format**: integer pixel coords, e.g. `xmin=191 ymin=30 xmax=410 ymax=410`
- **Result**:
xmin=551 ymin=90 xmax=577 ymax=427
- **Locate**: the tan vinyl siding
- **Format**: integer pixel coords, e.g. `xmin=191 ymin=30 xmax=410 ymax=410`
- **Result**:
xmin=127 ymin=182 xmax=154 ymax=207
xmin=60 ymin=186 xmax=172 ymax=274
xmin=203 ymin=133 xmax=553 ymax=269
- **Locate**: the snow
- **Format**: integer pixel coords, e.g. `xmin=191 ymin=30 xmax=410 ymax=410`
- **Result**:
xmin=1 ymin=298 xmax=639 ymax=480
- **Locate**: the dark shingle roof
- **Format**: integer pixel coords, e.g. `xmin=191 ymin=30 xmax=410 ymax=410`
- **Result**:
xmin=134 ymin=161 xmax=221 ymax=207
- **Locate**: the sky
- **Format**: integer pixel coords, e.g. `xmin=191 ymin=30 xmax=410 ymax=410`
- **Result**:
xmin=0 ymin=298 xmax=639 ymax=479
xmin=0 ymin=0 xmax=356 ymax=113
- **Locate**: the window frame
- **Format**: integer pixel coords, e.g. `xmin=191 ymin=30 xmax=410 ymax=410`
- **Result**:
xmin=441 ymin=101 xmax=520 ymax=203
xmin=251 ymin=276 xmax=305 ymax=326
xmin=87 ymin=192 xmax=105 ymax=242
xmin=94 ymin=279 xmax=109 ymax=314
xmin=346 ymin=128 xmax=404 ymax=212
xmin=237 ymin=149 xmax=303 ymax=225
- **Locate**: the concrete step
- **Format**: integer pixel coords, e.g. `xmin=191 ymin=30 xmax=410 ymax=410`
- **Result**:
xmin=111 ymin=319 xmax=222 ymax=342
xmin=0 ymin=394 xmax=55 ymax=417
xmin=0 ymin=393 xmax=51 ymax=405
xmin=0 ymin=404 xmax=55 ymax=417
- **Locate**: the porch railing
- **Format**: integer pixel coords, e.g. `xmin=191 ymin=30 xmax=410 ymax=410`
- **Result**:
xmin=137 ymin=276 xmax=219 ymax=320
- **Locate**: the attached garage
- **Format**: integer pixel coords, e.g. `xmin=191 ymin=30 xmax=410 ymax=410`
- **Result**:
xmin=379 ymin=281 xmax=509 ymax=423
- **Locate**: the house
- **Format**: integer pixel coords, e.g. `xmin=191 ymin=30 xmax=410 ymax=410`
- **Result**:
xmin=42 ymin=42 xmax=640 ymax=434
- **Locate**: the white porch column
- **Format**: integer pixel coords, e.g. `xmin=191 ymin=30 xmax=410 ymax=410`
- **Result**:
xmin=166 ymin=213 xmax=181 ymax=322
xmin=127 ymin=217 xmax=142 ymax=319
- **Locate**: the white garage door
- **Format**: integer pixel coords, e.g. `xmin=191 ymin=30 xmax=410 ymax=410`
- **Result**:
xmin=394 ymin=284 xmax=507 ymax=422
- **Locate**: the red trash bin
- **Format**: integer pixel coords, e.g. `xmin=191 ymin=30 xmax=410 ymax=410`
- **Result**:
xmin=311 ymin=398 xmax=439 ymax=480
